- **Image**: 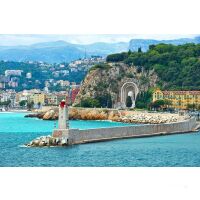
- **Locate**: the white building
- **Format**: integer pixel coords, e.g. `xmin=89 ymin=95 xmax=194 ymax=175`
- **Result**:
xmin=5 ymin=70 xmax=23 ymax=77
xmin=26 ymin=73 xmax=32 ymax=79
xmin=0 ymin=90 xmax=16 ymax=107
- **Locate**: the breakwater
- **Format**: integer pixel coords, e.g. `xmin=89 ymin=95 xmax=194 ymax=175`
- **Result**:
xmin=25 ymin=107 xmax=187 ymax=124
xmin=67 ymin=117 xmax=197 ymax=145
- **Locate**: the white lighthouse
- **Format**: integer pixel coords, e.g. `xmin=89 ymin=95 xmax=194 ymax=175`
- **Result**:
xmin=58 ymin=100 xmax=69 ymax=129
xmin=52 ymin=99 xmax=69 ymax=143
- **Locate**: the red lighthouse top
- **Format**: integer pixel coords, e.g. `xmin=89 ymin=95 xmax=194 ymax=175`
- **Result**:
xmin=60 ymin=100 xmax=66 ymax=108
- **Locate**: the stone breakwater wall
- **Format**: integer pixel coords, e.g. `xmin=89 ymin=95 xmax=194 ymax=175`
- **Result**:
xmin=26 ymin=107 xmax=187 ymax=124
xmin=67 ymin=117 xmax=197 ymax=145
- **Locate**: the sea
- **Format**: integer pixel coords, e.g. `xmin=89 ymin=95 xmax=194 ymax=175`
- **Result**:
xmin=0 ymin=112 xmax=200 ymax=167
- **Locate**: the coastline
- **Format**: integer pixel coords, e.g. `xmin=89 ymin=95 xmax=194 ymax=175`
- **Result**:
xmin=24 ymin=107 xmax=188 ymax=124
xmin=9 ymin=110 xmax=31 ymax=113
xmin=0 ymin=109 xmax=31 ymax=113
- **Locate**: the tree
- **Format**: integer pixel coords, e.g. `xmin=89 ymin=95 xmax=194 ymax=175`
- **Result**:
xmin=126 ymin=73 xmax=134 ymax=78
xmin=0 ymin=100 xmax=11 ymax=107
xmin=150 ymin=100 xmax=165 ymax=110
xmin=89 ymin=63 xmax=111 ymax=72
xmin=197 ymin=105 xmax=200 ymax=111
xmin=105 ymin=43 xmax=200 ymax=90
xmin=135 ymin=90 xmax=153 ymax=109
xmin=27 ymin=101 xmax=34 ymax=110
xmin=138 ymin=47 xmax=142 ymax=53
xmin=163 ymin=99 xmax=172 ymax=107
xmin=95 ymin=93 xmax=112 ymax=108
xmin=19 ymin=100 xmax=27 ymax=107
xmin=106 ymin=52 xmax=128 ymax=62
xmin=37 ymin=102 xmax=41 ymax=108
xmin=187 ymin=103 xmax=196 ymax=111
xmin=80 ymin=97 xmax=100 ymax=108
xmin=126 ymin=96 xmax=132 ymax=108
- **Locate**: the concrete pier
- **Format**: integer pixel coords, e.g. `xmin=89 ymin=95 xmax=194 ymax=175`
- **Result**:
xmin=26 ymin=116 xmax=197 ymax=147
xmin=67 ymin=117 xmax=197 ymax=145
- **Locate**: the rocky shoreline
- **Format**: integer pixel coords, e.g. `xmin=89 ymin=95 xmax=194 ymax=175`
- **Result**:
xmin=26 ymin=135 xmax=68 ymax=147
xmin=25 ymin=107 xmax=188 ymax=124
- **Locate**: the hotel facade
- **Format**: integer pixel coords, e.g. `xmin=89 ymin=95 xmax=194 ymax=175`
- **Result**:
xmin=153 ymin=89 xmax=200 ymax=109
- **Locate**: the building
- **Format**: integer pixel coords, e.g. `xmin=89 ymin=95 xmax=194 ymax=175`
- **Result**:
xmin=152 ymin=89 xmax=200 ymax=109
xmin=0 ymin=75 xmax=9 ymax=88
xmin=8 ymin=79 xmax=19 ymax=88
xmin=5 ymin=70 xmax=23 ymax=77
xmin=26 ymin=73 xmax=32 ymax=79
xmin=57 ymin=80 xmax=70 ymax=87
xmin=45 ymin=93 xmax=58 ymax=105
xmin=44 ymin=92 xmax=67 ymax=105
xmin=0 ymin=90 xmax=16 ymax=107
xmin=71 ymin=88 xmax=80 ymax=103
xmin=28 ymin=92 xmax=46 ymax=107
xmin=56 ymin=93 xmax=67 ymax=104
xmin=0 ymin=82 xmax=5 ymax=89
xmin=59 ymin=64 xmax=65 ymax=68
xmin=16 ymin=90 xmax=31 ymax=105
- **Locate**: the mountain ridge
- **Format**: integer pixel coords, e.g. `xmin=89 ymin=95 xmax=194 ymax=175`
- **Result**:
xmin=129 ymin=36 xmax=200 ymax=51
xmin=0 ymin=36 xmax=199 ymax=63
xmin=0 ymin=40 xmax=129 ymax=63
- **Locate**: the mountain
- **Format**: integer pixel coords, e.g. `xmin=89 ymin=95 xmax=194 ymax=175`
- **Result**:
xmin=0 ymin=36 xmax=199 ymax=63
xmin=129 ymin=36 xmax=200 ymax=52
xmin=76 ymin=42 xmax=129 ymax=55
xmin=0 ymin=46 xmax=85 ymax=64
xmin=0 ymin=41 xmax=129 ymax=63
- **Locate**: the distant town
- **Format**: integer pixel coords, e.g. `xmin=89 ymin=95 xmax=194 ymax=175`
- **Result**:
xmin=0 ymin=56 xmax=105 ymax=110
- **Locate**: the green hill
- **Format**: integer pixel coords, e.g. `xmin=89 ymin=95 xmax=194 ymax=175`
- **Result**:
xmin=74 ymin=43 xmax=200 ymax=109
xmin=107 ymin=43 xmax=200 ymax=90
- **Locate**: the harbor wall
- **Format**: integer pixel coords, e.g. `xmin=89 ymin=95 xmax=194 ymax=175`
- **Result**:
xmin=68 ymin=117 xmax=197 ymax=145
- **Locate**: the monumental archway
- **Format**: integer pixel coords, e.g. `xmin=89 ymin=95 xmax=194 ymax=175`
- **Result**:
xmin=120 ymin=82 xmax=139 ymax=108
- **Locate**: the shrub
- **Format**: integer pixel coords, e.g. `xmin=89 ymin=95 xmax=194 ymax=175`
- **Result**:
xmin=80 ymin=97 xmax=100 ymax=108
xmin=106 ymin=52 xmax=128 ymax=62
xmin=89 ymin=63 xmax=111 ymax=72
xmin=126 ymin=96 xmax=132 ymax=108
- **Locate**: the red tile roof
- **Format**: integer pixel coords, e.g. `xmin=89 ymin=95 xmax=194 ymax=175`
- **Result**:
xmin=162 ymin=91 xmax=200 ymax=95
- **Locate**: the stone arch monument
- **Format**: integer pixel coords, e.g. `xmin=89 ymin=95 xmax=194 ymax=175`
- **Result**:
xmin=120 ymin=82 xmax=139 ymax=109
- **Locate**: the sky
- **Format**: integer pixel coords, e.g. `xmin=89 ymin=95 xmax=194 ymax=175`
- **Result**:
xmin=0 ymin=34 xmax=198 ymax=46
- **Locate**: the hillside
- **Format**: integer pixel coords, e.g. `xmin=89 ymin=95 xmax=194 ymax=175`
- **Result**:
xmin=73 ymin=62 xmax=158 ymax=108
xmin=0 ymin=61 xmax=86 ymax=91
xmin=74 ymin=43 xmax=200 ymax=108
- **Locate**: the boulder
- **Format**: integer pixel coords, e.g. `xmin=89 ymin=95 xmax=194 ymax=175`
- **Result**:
xmin=43 ymin=109 xmax=55 ymax=120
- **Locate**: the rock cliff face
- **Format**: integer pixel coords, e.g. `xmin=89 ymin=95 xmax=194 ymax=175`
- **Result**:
xmin=73 ymin=62 xmax=158 ymax=106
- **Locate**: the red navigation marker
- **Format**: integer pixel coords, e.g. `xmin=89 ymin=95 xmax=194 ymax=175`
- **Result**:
xmin=60 ymin=100 xmax=65 ymax=108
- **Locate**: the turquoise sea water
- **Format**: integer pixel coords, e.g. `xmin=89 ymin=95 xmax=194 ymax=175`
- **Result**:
xmin=0 ymin=112 xmax=200 ymax=167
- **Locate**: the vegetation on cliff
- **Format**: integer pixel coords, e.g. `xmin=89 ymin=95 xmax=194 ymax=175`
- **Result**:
xmin=89 ymin=63 xmax=111 ymax=72
xmin=135 ymin=90 xmax=152 ymax=109
xmin=107 ymin=43 xmax=200 ymax=90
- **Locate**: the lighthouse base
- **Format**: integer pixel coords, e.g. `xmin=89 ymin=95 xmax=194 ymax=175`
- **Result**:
xmin=52 ymin=129 xmax=69 ymax=139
